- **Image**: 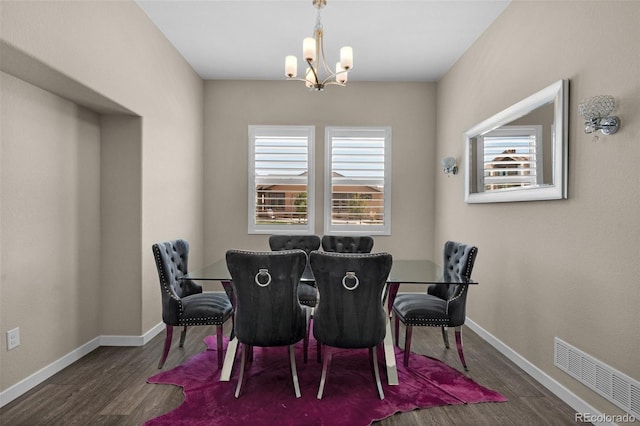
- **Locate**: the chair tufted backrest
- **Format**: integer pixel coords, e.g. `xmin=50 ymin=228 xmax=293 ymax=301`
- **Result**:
xmin=429 ymin=241 xmax=478 ymax=302
xmin=269 ymin=235 xmax=321 ymax=255
xmin=321 ymin=235 xmax=374 ymax=253
xmin=152 ymin=239 xmax=203 ymax=325
xmin=225 ymin=249 xmax=308 ymax=347
xmin=310 ymin=251 xmax=392 ymax=349
xmin=269 ymin=235 xmax=320 ymax=279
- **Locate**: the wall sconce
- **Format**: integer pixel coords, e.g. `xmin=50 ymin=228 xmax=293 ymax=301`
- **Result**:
xmin=578 ymin=95 xmax=621 ymax=135
xmin=441 ymin=157 xmax=458 ymax=175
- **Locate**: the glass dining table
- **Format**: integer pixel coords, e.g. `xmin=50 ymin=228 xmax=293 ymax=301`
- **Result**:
xmin=183 ymin=258 xmax=478 ymax=385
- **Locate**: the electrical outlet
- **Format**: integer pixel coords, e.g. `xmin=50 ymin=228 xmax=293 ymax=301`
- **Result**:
xmin=7 ymin=327 xmax=20 ymax=350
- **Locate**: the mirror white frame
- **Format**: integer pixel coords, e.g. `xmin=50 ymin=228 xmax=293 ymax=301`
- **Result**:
xmin=464 ymin=79 xmax=568 ymax=203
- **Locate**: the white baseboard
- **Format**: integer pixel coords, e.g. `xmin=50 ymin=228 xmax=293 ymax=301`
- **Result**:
xmin=0 ymin=322 xmax=165 ymax=408
xmin=465 ymin=318 xmax=614 ymax=426
xmin=0 ymin=337 xmax=100 ymax=408
xmin=99 ymin=322 xmax=165 ymax=347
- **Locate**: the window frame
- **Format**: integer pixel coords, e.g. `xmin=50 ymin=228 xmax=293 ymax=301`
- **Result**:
xmin=248 ymin=125 xmax=315 ymax=235
xmin=323 ymin=126 xmax=392 ymax=236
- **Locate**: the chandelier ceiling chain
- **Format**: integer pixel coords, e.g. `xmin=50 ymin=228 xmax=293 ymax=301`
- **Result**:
xmin=285 ymin=0 xmax=353 ymax=91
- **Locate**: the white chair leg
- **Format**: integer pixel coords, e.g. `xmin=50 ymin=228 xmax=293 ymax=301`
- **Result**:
xmin=288 ymin=344 xmax=302 ymax=398
xmin=303 ymin=308 xmax=310 ymax=363
xmin=371 ymin=346 xmax=385 ymax=400
xmin=317 ymin=346 xmax=333 ymax=399
xmin=234 ymin=343 xmax=248 ymax=398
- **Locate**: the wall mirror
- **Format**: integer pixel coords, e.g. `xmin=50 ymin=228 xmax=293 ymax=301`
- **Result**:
xmin=464 ymin=79 xmax=568 ymax=203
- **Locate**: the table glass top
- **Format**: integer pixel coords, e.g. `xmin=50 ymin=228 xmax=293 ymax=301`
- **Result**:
xmin=185 ymin=258 xmax=477 ymax=285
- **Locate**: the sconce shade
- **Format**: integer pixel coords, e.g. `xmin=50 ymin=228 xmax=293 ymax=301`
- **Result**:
xmin=441 ymin=157 xmax=458 ymax=175
xmin=578 ymin=95 xmax=615 ymax=120
xmin=578 ymin=95 xmax=620 ymax=135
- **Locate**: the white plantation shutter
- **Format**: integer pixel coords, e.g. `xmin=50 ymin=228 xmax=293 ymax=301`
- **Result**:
xmin=248 ymin=126 xmax=314 ymax=234
xmin=324 ymin=127 xmax=391 ymax=235
xmin=477 ymin=125 xmax=543 ymax=191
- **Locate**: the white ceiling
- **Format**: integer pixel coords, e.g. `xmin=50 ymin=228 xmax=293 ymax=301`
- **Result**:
xmin=136 ymin=0 xmax=510 ymax=82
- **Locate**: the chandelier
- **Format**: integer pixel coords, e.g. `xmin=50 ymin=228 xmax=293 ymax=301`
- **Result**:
xmin=284 ymin=0 xmax=353 ymax=91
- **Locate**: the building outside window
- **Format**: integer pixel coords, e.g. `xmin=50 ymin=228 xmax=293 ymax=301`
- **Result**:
xmin=248 ymin=125 xmax=314 ymax=234
xmin=477 ymin=125 xmax=542 ymax=191
xmin=324 ymin=127 xmax=392 ymax=235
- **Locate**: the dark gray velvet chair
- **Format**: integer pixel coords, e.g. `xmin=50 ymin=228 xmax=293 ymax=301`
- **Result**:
xmin=269 ymin=235 xmax=321 ymax=362
xmin=152 ymin=239 xmax=233 ymax=370
xmin=268 ymin=235 xmax=320 ymax=308
xmin=310 ymin=251 xmax=393 ymax=400
xmin=321 ymin=235 xmax=374 ymax=253
xmin=392 ymin=241 xmax=478 ymax=371
xmin=225 ymin=249 xmax=309 ymax=398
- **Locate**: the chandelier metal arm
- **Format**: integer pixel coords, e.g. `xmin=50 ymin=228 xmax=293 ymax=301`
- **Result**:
xmin=322 ymin=80 xmax=346 ymax=88
xmin=306 ymin=58 xmax=323 ymax=90
xmin=320 ymin=73 xmax=347 ymax=86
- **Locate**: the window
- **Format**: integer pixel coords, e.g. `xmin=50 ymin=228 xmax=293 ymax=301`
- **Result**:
xmin=476 ymin=125 xmax=543 ymax=191
xmin=324 ymin=127 xmax=391 ymax=235
xmin=248 ymin=126 xmax=314 ymax=234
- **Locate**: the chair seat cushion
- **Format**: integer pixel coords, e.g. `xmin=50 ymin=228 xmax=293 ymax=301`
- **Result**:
xmin=179 ymin=292 xmax=233 ymax=326
xmin=297 ymin=282 xmax=318 ymax=307
xmin=393 ymin=293 xmax=450 ymax=327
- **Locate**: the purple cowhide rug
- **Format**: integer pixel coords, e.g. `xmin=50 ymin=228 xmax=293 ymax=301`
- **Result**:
xmin=145 ymin=336 xmax=506 ymax=425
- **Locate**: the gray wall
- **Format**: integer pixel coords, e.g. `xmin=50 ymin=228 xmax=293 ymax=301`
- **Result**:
xmin=1 ymin=73 xmax=102 ymax=387
xmin=435 ymin=0 xmax=639 ymax=417
xmin=203 ymin=81 xmax=438 ymax=269
xmin=1 ymin=0 xmax=203 ymax=391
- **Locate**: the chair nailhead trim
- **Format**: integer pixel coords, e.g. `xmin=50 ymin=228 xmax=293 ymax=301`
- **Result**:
xmin=227 ymin=249 xmax=307 ymax=257
xmin=446 ymin=285 xmax=467 ymax=314
xmin=309 ymin=251 xmax=391 ymax=259
xmin=153 ymin=244 xmax=185 ymax=316
xmin=403 ymin=319 xmax=450 ymax=326
xmin=180 ymin=317 xmax=225 ymax=326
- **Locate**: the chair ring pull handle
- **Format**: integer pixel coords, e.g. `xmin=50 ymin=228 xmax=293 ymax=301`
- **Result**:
xmin=254 ymin=268 xmax=272 ymax=287
xmin=342 ymin=271 xmax=359 ymax=291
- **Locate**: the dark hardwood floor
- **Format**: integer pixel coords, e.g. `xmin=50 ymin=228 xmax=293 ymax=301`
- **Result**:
xmin=0 ymin=323 xmax=582 ymax=425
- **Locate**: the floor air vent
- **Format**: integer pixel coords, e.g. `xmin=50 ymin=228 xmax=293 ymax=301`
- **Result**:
xmin=554 ymin=337 xmax=640 ymax=418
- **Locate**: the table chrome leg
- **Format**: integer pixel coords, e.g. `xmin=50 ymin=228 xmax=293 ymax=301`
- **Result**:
xmin=382 ymin=282 xmax=399 ymax=385
xmin=220 ymin=336 xmax=238 ymax=381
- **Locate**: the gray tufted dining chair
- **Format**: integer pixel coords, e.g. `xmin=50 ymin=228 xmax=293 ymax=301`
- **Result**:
xmin=268 ymin=235 xmax=321 ymax=308
xmin=225 ymin=249 xmax=309 ymax=398
xmin=310 ymin=250 xmax=393 ymax=400
xmin=269 ymin=235 xmax=321 ymax=363
xmin=392 ymin=241 xmax=478 ymax=371
xmin=314 ymin=235 xmax=375 ymax=363
xmin=152 ymin=239 xmax=233 ymax=370
xmin=321 ymin=235 xmax=374 ymax=253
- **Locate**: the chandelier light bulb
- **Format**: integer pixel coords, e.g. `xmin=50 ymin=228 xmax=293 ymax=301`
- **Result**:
xmin=340 ymin=46 xmax=353 ymax=70
xmin=285 ymin=56 xmax=298 ymax=78
xmin=336 ymin=62 xmax=347 ymax=84
xmin=303 ymin=37 xmax=316 ymax=62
